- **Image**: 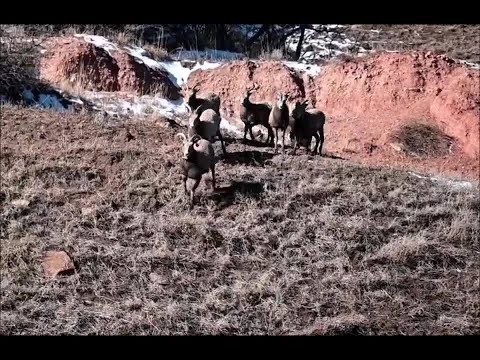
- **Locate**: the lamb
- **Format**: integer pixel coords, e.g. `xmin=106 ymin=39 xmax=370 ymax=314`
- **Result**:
xmin=239 ymin=84 xmax=274 ymax=145
xmin=187 ymin=104 xmax=227 ymax=155
xmin=185 ymin=84 xmax=221 ymax=115
xmin=268 ymin=92 xmax=290 ymax=154
xmin=176 ymin=133 xmax=216 ymax=209
xmin=290 ymin=100 xmax=326 ymax=156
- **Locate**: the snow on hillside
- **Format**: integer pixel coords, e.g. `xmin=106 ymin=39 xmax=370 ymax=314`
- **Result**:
xmin=19 ymin=27 xmax=369 ymax=125
xmin=285 ymin=24 xmax=368 ymax=62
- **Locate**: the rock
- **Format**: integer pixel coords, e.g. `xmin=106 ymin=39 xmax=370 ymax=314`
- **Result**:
xmin=11 ymin=199 xmax=30 ymax=208
xmin=42 ymin=251 xmax=75 ymax=278
xmin=149 ymin=273 xmax=169 ymax=285
xmin=389 ymin=142 xmax=404 ymax=152
xmin=81 ymin=207 xmax=96 ymax=216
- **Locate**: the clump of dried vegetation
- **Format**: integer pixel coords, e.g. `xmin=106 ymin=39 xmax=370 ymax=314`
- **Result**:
xmin=391 ymin=121 xmax=455 ymax=158
xmin=1 ymin=106 xmax=478 ymax=335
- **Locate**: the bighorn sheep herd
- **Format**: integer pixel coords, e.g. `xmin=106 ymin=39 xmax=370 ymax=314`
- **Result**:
xmin=177 ymin=83 xmax=327 ymax=208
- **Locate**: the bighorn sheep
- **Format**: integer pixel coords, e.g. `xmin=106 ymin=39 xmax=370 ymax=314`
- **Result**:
xmin=185 ymin=84 xmax=221 ymax=115
xmin=239 ymin=83 xmax=274 ymax=145
xmin=290 ymin=100 xmax=326 ymax=156
xmin=187 ymin=104 xmax=227 ymax=155
xmin=268 ymin=92 xmax=290 ymax=154
xmin=176 ymin=133 xmax=216 ymax=209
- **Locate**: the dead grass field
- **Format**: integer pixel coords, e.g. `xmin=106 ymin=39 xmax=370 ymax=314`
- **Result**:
xmin=344 ymin=25 xmax=480 ymax=65
xmin=1 ymin=106 xmax=479 ymax=335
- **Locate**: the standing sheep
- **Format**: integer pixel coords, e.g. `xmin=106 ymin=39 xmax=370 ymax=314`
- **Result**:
xmin=185 ymin=84 xmax=221 ymax=115
xmin=268 ymin=92 xmax=290 ymax=154
xmin=187 ymin=104 xmax=227 ymax=155
xmin=239 ymin=84 xmax=274 ymax=146
xmin=290 ymin=100 xmax=326 ymax=156
xmin=176 ymin=133 xmax=216 ymax=209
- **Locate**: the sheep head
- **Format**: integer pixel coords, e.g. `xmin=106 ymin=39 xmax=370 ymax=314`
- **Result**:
xmin=241 ymin=83 xmax=259 ymax=105
xmin=291 ymin=100 xmax=308 ymax=120
xmin=276 ymin=92 xmax=289 ymax=110
xmin=186 ymin=84 xmax=200 ymax=104
xmin=176 ymin=133 xmax=202 ymax=161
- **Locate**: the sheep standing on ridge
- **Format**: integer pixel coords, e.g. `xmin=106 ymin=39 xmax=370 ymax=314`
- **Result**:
xmin=239 ymin=84 xmax=274 ymax=146
xmin=185 ymin=84 xmax=221 ymax=115
xmin=176 ymin=133 xmax=216 ymax=209
xmin=290 ymin=100 xmax=326 ymax=156
xmin=268 ymin=92 xmax=290 ymax=154
xmin=187 ymin=104 xmax=227 ymax=155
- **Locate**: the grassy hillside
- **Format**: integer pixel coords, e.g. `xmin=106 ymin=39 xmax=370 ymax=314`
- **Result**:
xmin=1 ymin=106 xmax=478 ymax=335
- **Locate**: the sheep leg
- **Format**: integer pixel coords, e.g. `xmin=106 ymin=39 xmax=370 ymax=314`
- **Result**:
xmin=249 ymin=126 xmax=255 ymax=141
xmin=281 ymin=128 xmax=286 ymax=154
xmin=318 ymin=130 xmax=325 ymax=156
xmin=187 ymin=177 xmax=201 ymax=210
xmin=217 ymin=129 xmax=227 ymax=155
xmin=267 ymin=127 xmax=275 ymax=147
xmin=312 ymin=133 xmax=320 ymax=155
xmin=274 ymin=128 xmax=279 ymax=154
xmin=291 ymin=136 xmax=298 ymax=155
xmin=243 ymin=124 xmax=249 ymax=142
xmin=183 ymin=175 xmax=188 ymax=195
xmin=210 ymin=165 xmax=216 ymax=191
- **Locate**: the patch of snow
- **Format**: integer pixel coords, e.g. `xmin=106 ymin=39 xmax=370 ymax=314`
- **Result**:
xmin=157 ymin=60 xmax=191 ymax=87
xmin=38 ymin=94 xmax=67 ymax=110
xmin=456 ymin=59 xmax=480 ymax=70
xmin=192 ymin=61 xmax=222 ymax=72
xmin=286 ymin=24 xmax=367 ymax=63
xmin=75 ymin=34 xmax=118 ymax=55
xmin=283 ymin=61 xmax=322 ymax=77
xmin=325 ymin=24 xmax=345 ymax=29
xmin=21 ymin=89 xmax=71 ymax=111
xmin=125 ymin=46 xmax=187 ymax=88
xmin=408 ymin=171 xmax=475 ymax=191
xmin=21 ymin=89 xmax=35 ymax=102
xmin=126 ymin=46 xmax=163 ymax=69
xmin=69 ymin=97 xmax=84 ymax=105
xmin=81 ymin=91 xmax=189 ymax=120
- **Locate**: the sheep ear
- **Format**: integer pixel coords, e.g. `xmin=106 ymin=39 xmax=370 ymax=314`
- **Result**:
xmin=185 ymin=104 xmax=192 ymax=113
xmin=302 ymin=100 xmax=309 ymax=107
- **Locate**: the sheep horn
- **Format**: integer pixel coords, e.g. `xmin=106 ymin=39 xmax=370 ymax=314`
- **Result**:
xmin=190 ymin=134 xmax=202 ymax=144
xmin=185 ymin=104 xmax=192 ymax=113
xmin=176 ymin=133 xmax=187 ymax=143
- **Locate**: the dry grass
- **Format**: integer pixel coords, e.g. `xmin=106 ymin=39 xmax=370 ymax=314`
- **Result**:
xmin=259 ymin=48 xmax=285 ymax=61
xmin=343 ymin=25 xmax=480 ymax=65
xmin=142 ymin=44 xmax=172 ymax=62
xmin=391 ymin=121 xmax=454 ymax=158
xmin=1 ymin=106 xmax=479 ymax=335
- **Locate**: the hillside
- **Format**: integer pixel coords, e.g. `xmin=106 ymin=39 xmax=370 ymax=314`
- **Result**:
xmin=1 ymin=106 xmax=478 ymax=335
